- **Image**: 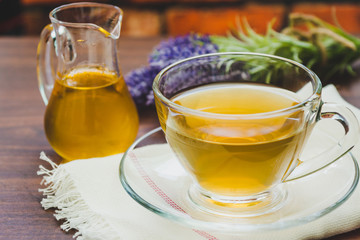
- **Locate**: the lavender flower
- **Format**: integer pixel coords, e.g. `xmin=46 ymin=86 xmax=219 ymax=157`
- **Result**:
xmin=125 ymin=34 xmax=219 ymax=107
xmin=124 ymin=65 xmax=161 ymax=107
xmin=149 ymin=34 xmax=219 ymax=69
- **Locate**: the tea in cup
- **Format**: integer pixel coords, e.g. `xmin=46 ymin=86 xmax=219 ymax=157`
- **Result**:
xmin=153 ymin=52 xmax=359 ymax=216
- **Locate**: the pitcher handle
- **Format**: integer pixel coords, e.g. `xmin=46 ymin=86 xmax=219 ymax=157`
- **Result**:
xmin=285 ymin=102 xmax=360 ymax=181
xmin=37 ymin=24 xmax=56 ymax=105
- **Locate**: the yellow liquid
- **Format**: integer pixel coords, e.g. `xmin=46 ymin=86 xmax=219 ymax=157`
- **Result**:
xmin=45 ymin=67 xmax=139 ymax=161
xmin=162 ymin=83 xmax=308 ymax=196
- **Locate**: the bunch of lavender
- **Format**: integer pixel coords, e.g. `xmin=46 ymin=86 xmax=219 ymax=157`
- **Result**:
xmin=126 ymin=14 xmax=360 ymax=108
xmin=125 ymin=34 xmax=218 ymax=107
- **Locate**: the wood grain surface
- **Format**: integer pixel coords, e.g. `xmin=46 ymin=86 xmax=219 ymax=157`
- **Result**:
xmin=0 ymin=37 xmax=359 ymax=239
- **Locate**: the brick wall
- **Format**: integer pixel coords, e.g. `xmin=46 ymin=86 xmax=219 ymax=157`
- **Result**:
xmin=14 ymin=0 xmax=360 ymax=36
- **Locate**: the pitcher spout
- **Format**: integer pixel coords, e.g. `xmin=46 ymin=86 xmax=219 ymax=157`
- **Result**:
xmin=92 ymin=7 xmax=122 ymax=39
xmin=50 ymin=2 xmax=123 ymax=39
xmin=46 ymin=2 xmax=124 ymax=74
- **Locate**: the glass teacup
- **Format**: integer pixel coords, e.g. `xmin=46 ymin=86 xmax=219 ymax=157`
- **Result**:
xmin=153 ymin=52 xmax=359 ymax=216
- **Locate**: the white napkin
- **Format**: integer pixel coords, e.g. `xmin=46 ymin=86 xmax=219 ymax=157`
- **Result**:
xmin=38 ymin=84 xmax=360 ymax=240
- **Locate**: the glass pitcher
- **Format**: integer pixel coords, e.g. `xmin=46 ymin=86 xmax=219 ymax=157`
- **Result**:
xmin=37 ymin=2 xmax=139 ymax=161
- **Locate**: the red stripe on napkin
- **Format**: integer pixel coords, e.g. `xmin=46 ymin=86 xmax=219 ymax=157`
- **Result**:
xmin=129 ymin=152 xmax=219 ymax=240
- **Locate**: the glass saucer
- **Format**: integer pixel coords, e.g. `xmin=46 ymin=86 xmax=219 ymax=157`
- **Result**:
xmin=119 ymin=127 xmax=359 ymax=233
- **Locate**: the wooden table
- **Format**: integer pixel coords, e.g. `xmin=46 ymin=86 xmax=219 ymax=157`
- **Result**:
xmin=0 ymin=36 xmax=359 ymax=239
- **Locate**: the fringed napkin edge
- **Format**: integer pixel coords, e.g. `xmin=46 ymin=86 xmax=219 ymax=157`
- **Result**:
xmin=37 ymin=152 xmax=118 ymax=240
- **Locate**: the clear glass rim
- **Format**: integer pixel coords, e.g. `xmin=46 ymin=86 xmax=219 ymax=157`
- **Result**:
xmin=152 ymin=52 xmax=322 ymax=119
xmin=49 ymin=2 xmax=122 ymax=38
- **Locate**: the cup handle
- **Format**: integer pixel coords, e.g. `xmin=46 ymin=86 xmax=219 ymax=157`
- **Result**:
xmin=285 ymin=102 xmax=360 ymax=182
xmin=37 ymin=24 xmax=56 ymax=105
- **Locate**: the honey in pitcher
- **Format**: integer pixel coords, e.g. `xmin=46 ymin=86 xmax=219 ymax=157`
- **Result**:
xmin=164 ymin=83 xmax=308 ymax=196
xmin=44 ymin=66 xmax=139 ymax=161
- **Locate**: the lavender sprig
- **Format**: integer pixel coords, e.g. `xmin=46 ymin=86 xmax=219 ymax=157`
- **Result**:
xmin=149 ymin=33 xmax=219 ymax=68
xmin=124 ymin=65 xmax=161 ymax=107
xmin=125 ymin=34 xmax=218 ymax=108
